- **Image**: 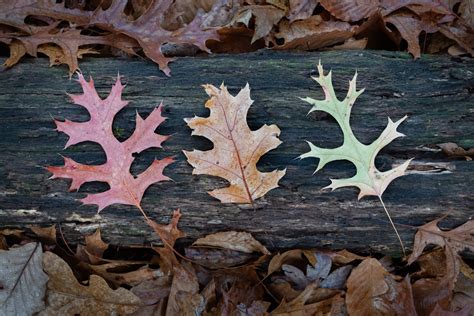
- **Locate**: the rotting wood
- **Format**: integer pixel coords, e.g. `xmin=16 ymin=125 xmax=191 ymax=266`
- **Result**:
xmin=0 ymin=50 xmax=473 ymax=256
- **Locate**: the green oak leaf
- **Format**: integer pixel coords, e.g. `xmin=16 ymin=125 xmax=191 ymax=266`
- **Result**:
xmin=300 ymin=62 xmax=413 ymax=255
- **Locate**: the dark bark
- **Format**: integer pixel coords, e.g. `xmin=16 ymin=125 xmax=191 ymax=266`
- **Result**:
xmin=0 ymin=50 xmax=473 ymax=256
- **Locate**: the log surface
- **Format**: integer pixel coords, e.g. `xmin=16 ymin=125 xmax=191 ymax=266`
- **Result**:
xmin=0 ymin=50 xmax=473 ymax=255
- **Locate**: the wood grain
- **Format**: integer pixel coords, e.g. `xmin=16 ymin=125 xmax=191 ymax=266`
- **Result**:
xmin=0 ymin=50 xmax=472 ymax=256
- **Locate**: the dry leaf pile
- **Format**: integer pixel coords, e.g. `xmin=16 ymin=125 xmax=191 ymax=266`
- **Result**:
xmin=0 ymin=215 xmax=473 ymax=315
xmin=1 ymin=0 xmax=472 ymax=76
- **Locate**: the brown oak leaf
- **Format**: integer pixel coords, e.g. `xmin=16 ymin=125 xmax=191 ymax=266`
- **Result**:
xmin=408 ymin=218 xmax=474 ymax=291
xmin=346 ymin=258 xmax=417 ymax=315
xmin=320 ymin=0 xmax=380 ymax=22
xmin=232 ymin=5 xmax=285 ymax=43
xmin=42 ymin=251 xmax=141 ymax=315
xmin=275 ymin=16 xmax=355 ymax=50
xmin=47 ymin=74 xmax=173 ymax=212
xmin=91 ymin=0 xmax=220 ymax=76
xmin=184 ymin=83 xmax=286 ymax=204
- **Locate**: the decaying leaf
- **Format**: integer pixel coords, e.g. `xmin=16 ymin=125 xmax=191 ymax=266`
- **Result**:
xmin=3 ymin=40 xmax=26 ymax=68
xmin=89 ymin=263 xmax=164 ymax=287
xmin=267 ymin=249 xmax=317 ymax=276
xmin=384 ymin=11 xmax=441 ymax=58
xmin=275 ymin=17 xmax=355 ymax=50
xmin=166 ymin=261 xmax=203 ymax=316
xmin=38 ymin=44 xmax=100 ymax=73
xmin=82 ymin=229 xmax=109 ymax=264
xmin=320 ymin=0 xmax=379 ymax=22
xmin=0 ymin=236 xmax=7 ymax=250
xmin=440 ymin=23 xmax=474 ymax=56
xmin=214 ymin=266 xmax=267 ymax=315
xmin=0 ymin=243 xmax=48 ymax=315
xmin=149 ymin=209 xmax=186 ymax=274
xmin=147 ymin=209 xmax=186 ymax=249
xmin=41 ymin=251 xmax=141 ymax=315
xmin=300 ymin=62 xmax=412 ymax=253
xmin=192 ymin=231 xmax=270 ymax=255
xmin=459 ymin=0 xmax=474 ymax=28
xmin=408 ymin=218 xmax=474 ymax=290
xmin=287 ymin=0 xmax=319 ymax=22
xmin=130 ymin=278 xmax=170 ymax=315
xmin=47 ymin=74 xmax=173 ymax=214
xmin=272 ymin=290 xmax=344 ymax=315
xmin=91 ymin=1 xmax=220 ymax=76
xmin=412 ymin=277 xmax=451 ymax=316
xmin=437 ymin=142 xmax=474 ymax=160
xmin=346 ymin=258 xmax=417 ymax=315
xmin=184 ymin=83 xmax=286 ymax=204
xmin=232 ymin=5 xmax=285 ymax=43
xmin=329 ymin=249 xmax=365 ymax=265
xmin=29 ymin=225 xmax=57 ymax=245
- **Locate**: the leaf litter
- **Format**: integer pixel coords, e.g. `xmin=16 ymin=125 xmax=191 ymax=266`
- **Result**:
xmin=1 ymin=0 xmax=472 ymax=76
xmin=1 ymin=213 xmax=473 ymax=314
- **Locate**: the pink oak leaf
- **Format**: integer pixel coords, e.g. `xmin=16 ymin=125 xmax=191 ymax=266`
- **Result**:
xmin=48 ymin=73 xmax=173 ymax=212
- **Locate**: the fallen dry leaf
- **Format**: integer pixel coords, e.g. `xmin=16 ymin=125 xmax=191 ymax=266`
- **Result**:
xmin=437 ymin=142 xmax=474 ymax=160
xmin=130 ymin=277 xmax=170 ymax=316
xmin=83 ymin=229 xmax=108 ymax=264
xmin=192 ymin=231 xmax=270 ymax=255
xmin=459 ymin=0 xmax=474 ymax=28
xmin=232 ymin=5 xmax=285 ymax=44
xmin=275 ymin=17 xmax=355 ymax=50
xmin=272 ymin=291 xmax=344 ymax=315
xmin=147 ymin=209 xmax=185 ymax=248
xmin=430 ymin=303 xmax=473 ymax=316
xmin=29 ymin=225 xmax=57 ymax=245
xmin=207 ymin=25 xmax=265 ymax=53
xmin=268 ymin=249 xmax=317 ymax=276
xmin=184 ymin=83 xmax=286 ymax=204
xmin=329 ymin=249 xmax=365 ymax=265
xmin=346 ymin=258 xmax=417 ymax=315
xmin=38 ymin=44 xmax=99 ymax=71
xmin=12 ymin=26 xmax=111 ymax=76
xmin=384 ymin=11 xmax=440 ymax=58
xmin=185 ymin=246 xmax=256 ymax=268
xmin=148 ymin=209 xmax=186 ymax=275
xmin=450 ymin=261 xmax=474 ymax=314
xmin=412 ymin=277 xmax=450 ymax=316
xmin=3 ymin=40 xmax=26 ymax=68
xmin=413 ymin=248 xmax=446 ymax=279
xmin=439 ymin=22 xmax=474 ymax=56
xmin=214 ymin=266 xmax=267 ymax=315
xmin=0 ymin=243 xmax=48 ymax=315
xmin=408 ymin=218 xmax=474 ymax=290
xmin=287 ymin=0 xmax=319 ymax=22
xmin=89 ymin=263 xmax=164 ymax=287
xmin=48 ymin=74 xmax=173 ymax=213
xmin=448 ymin=44 xmax=469 ymax=56
xmin=0 ymin=235 xmax=7 ymax=250
xmin=166 ymin=261 xmax=203 ymax=316
xmin=325 ymin=37 xmax=368 ymax=50
xmin=320 ymin=0 xmax=379 ymax=22
xmin=41 ymin=251 xmax=141 ymax=315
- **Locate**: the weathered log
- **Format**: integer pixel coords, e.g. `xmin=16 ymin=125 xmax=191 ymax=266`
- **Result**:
xmin=0 ymin=51 xmax=472 ymax=256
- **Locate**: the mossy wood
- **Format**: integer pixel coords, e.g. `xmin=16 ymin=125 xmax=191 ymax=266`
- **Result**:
xmin=0 ymin=51 xmax=472 ymax=256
